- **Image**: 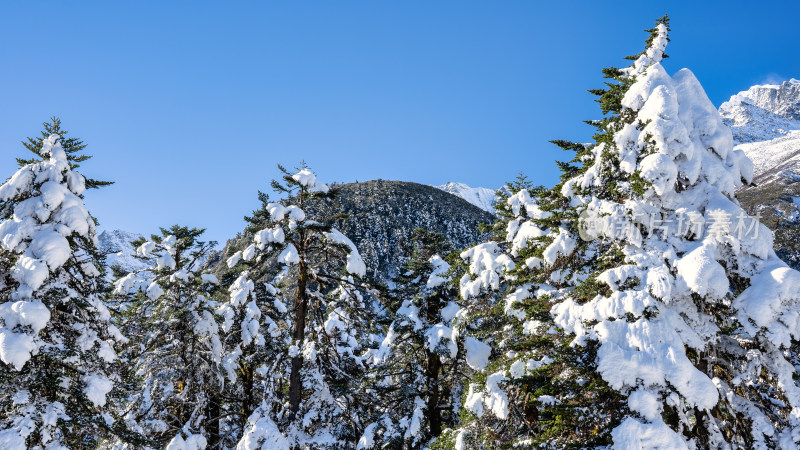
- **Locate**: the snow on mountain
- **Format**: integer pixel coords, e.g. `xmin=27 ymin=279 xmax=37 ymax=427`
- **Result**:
xmin=729 ymin=78 xmax=800 ymax=270
xmin=720 ymin=78 xmax=800 ymax=184
xmin=214 ymin=180 xmax=493 ymax=282
xmin=436 ymin=182 xmax=498 ymax=213
xmin=98 ymin=229 xmax=148 ymax=275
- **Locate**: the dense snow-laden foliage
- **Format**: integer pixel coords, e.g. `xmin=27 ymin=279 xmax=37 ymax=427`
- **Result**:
xmin=452 ymin=17 xmax=800 ymax=449
xmin=360 ymin=229 xmax=482 ymax=448
xmin=214 ymin=246 xmax=290 ymax=448
xmin=448 ymin=176 xmax=628 ymax=448
xmin=112 ymin=226 xmax=222 ymax=449
xmin=0 ymin=134 xmax=122 ymax=449
xmin=224 ymin=165 xmax=379 ymax=448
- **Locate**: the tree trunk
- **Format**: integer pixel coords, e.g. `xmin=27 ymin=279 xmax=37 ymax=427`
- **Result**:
xmin=425 ymin=349 xmax=442 ymax=437
xmin=206 ymin=394 xmax=220 ymax=449
xmin=289 ymin=263 xmax=308 ymax=416
xmin=241 ymin=363 xmax=255 ymax=430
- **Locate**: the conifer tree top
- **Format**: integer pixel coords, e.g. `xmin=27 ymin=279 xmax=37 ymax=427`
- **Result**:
xmin=623 ymin=15 xmax=670 ymax=77
xmin=18 ymin=117 xmax=113 ymax=190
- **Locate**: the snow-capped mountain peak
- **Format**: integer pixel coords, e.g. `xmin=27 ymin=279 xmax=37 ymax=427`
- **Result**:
xmin=436 ymin=182 xmax=498 ymax=213
xmin=720 ymin=79 xmax=800 ymax=184
xmin=721 ymin=78 xmax=800 ymax=121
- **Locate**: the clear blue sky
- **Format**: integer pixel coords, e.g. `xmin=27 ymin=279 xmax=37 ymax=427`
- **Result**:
xmin=1 ymin=1 xmax=798 ymax=245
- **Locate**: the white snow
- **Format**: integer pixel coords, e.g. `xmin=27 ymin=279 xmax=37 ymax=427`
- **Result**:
xmin=436 ymin=182 xmax=498 ymax=213
xmin=267 ymin=203 xmax=288 ymax=221
xmin=0 ymin=329 xmax=36 ymax=370
xmin=201 ymin=274 xmax=219 ymax=284
xmin=286 ymin=205 xmax=305 ymax=222
xmin=324 ymin=229 xmax=366 ymax=277
xmin=0 ymin=301 xmax=50 ymax=333
xmin=464 ymin=371 xmax=510 ymax=420
xmin=237 ymin=408 xmax=291 ymax=450
xmin=291 ymin=169 xmax=330 ymax=194
xmin=254 ymin=226 xmax=285 ymax=247
xmin=459 ymin=242 xmax=514 ymax=299
xmin=0 ymin=429 xmax=25 ymax=450
xmin=440 ymin=301 xmax=461 ymax=323
xmin=506 ymin=189 xmax=550 ymax=219
xmin=11 ymin=257 xmax=49 ymax=294
xmin=279 ymin=244 xmax=300 ymax=265
xmin=628 ymin=389 xmax=662 ymax=421
xmin=242 ymin=243 xmax=257 ymax=261
xmin=675 ymin=243 xmax=728 ymax=298
xmin=426 ymin=255 xmax=450 ymax=288
xmin=541 ymin=228 xmax=576 ymax=265
xmin=483 ymin=371 xmax=509 ymax=419
xmin=146 ymin=282 xmax=164 ymax=301
xmin=464 ymin=336 xmax=491 ymax=371
xmin=356 ymin=423 xmax=378 ymax=450
xmin=611 ymin=417 xmax=688 ymax=450
xmin=403 ymin=397 xmax=426 ymax=444
xmin=425 ymin=324 xmax=457 ymax=358
xmin=83 ymin=374 xmax=114 ymax=407
xmin=28 ymin=229 xmax=70 ymax=270
xmin=167 ymin=434 xmax=208 ymax=450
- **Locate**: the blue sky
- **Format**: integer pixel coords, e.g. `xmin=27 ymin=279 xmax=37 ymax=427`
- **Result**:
xmin=1 ymin=1 xmax=798 ymax=244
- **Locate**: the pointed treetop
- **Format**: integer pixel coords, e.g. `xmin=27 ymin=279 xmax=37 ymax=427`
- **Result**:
xmin=623 ymin=15 xmax=671 ymax=77
xmin=18 ymin=117 xmax=113 ymax=190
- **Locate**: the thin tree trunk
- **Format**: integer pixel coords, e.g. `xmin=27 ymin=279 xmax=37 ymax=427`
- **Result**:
xmin=240 ymin=363 xmax=255 ymax=430
xmin=206 ymin=394 xmax=220 ymax=449
xmin=425 ymin=349 xmax=442 ymax=437
xmin=289 ymin=262 xmax=308 ymax=416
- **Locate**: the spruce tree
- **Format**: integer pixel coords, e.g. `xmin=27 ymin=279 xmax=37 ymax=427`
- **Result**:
xmin=225 ymin=165 xmax=378 ymax=448
xmin=455 ymin=16 xmax=800 ymax=448
xmin=113 ymin=226 xmax=222 ymax=449
xmin=359 ymin=229 xmax=484 ymax=449
xmin=0 ymin=133 xmax=121 ymax=448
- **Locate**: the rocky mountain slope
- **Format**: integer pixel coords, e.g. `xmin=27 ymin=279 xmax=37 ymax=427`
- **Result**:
xmin=727 ymin=79 xmax=800 ymax=268
xmin=98 ymin=229 xmax=148 ymax=275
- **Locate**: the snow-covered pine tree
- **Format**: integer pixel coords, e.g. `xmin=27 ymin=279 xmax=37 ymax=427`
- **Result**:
xmin=0 ymin=133 xmax=123 ymax=449
xmin=226 ymin=164 xmax=378 ymax=448
xmin=360 ymin=229 xmax=487 ymax=449
xmin=112 ymin=226 xmax=222 ymax=449
xmin=456 ymin=16 xmax=800 ymax=448
xmin=214 ymin=219 xmax=290 ymax=448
